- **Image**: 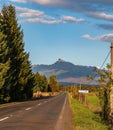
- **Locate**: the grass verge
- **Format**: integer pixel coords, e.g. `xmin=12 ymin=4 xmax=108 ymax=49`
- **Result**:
xmin=86 ymin=93 xmax=101 ymax=112
xmin=69 ymin=94 xmax=108 ymax=130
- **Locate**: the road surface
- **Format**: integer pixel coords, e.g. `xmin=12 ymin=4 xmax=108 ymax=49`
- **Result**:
xmin=0 ymin=93 xmax=74 ymax=130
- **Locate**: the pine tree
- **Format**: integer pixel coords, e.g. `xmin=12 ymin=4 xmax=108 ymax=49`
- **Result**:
xmin=0 ymin=32 xmax=11 ymax=103
xmin=0 ymin=5 xmax=34 ymax=101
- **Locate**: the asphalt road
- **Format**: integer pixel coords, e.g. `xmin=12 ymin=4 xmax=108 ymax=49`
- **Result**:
xmin=0 ymin=93 xmax=74 ymax=130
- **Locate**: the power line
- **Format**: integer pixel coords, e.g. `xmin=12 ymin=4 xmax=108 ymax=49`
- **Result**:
xmin=100 ymin=51 xmax=110 ymax=69
xmin=88 ymin=50 xmax=110 ymax=85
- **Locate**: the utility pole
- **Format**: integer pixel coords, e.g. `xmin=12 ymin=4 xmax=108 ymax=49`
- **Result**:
xmin=79 ymin=77 xmax=82 ymax=90
xmin=110 ymin=43 xmax=113 ymax=115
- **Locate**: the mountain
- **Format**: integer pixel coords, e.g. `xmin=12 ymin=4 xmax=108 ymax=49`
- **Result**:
xmin=32 ymin=59 xmax=99 ymax=85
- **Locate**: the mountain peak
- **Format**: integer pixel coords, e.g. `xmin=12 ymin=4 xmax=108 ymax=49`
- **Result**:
xmin=32 ymin=60 xmax=98 ymax=85
xmin=57 ymin=58 xmax=65 ymax=63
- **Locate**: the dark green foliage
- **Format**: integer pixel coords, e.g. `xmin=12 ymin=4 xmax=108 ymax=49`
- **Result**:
xmin=33 ymin=73 xmax=48 ymax=92
xmin=96 ymin=65 xmax=111 ymax=123
xmin=0 ymin=5 xmax=34 ymax=102
xmin=101 ymin=87 xmax=110 ymax=122
xmin=0 ymin=32 xmax=11 ymax=103
xmin=88 ymin=65 xmax=111 ymax=123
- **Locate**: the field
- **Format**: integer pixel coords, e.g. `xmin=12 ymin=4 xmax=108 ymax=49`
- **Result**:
xmin=69 ymin=93 xmax=109 ymax=130
xmin=86 ymin=93 xmax=101 ymax=112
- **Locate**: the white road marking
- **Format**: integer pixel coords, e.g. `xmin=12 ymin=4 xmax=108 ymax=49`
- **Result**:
xmin=25 ymin=107 xmax=32 ymax=111
xmin=0 ymin=117 xmax=9 ymax=122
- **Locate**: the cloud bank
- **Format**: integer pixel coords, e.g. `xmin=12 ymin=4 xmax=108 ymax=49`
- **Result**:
xmin=28 ymin=0 xmax=113 ymax=22
xmin=62 ymin=16 xmax=84 ymax=23
xmin=10 ymin=0 xmax=113 ymax=22
xmin=10 ymin=0 xmax=113 ymax=30
xmin=82 ymin=34 xmax=113 ymax=42
xmin=16 ymin=6 xmax=84 ymax=24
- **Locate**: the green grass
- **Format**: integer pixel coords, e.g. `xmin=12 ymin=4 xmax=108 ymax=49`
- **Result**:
xmin=86 ymin=94 xmax=100 ymax=107
xmin=86 ymin=93 xmax=101 ymax=112
xmin=69 ymin=94 xmax=108 ymax=130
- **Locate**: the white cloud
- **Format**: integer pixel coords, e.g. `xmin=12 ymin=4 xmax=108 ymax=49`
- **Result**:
xmin=16 ymin=7 xmax=44 ymax=18
xmin=97 ymin=34 xmax=113 ymax=42
xmin=29 ymin=0 xmax=113 ymax=22
xmin=15 ymin=6 xmax=85 ymax=25
xmin=82 ymin=34 xmax=95 ymax=40
xmin=22 ymin=15 xmax=84 ymax=24
xmin=10 ymin=0 xmax=27 ymax=3
xmin=88 ymin=12 xmax=113 ymax=21
xmin=16 ymin=6 xmax=60 ymax=24
xmin=62 ymin=15 xmax=84 ymax=23
xmin=82 ymin=34 xmax=113 ymax=42
xmin=24 ymin=18 xmax=62 ymax=24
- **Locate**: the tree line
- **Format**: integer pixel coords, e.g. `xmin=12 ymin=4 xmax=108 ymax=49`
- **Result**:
xmin=33 ymin=73 xmax=60 ymax=93
xmin=87 ymin=64 xmax=113 ymax=125
xmin=0 ymin=5 xmax=60 ymax=103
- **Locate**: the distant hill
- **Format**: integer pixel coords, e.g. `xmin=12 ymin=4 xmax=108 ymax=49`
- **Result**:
xmin=32 ymin=59 xmax=99 ymax=85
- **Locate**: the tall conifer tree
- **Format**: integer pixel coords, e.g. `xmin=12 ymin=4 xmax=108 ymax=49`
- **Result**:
xmin=0 ymin=32 xmax=11 ymax=103
xmin=0 ymin=5 xmax=34 ymax=101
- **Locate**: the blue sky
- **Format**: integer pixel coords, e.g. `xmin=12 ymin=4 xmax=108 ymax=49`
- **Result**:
xmin=1 ymin=0 xmax=113 ymax=67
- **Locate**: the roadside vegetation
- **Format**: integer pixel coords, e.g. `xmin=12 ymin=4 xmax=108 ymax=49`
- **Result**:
xmin=88 ymin=64 xmax=112 ymax=124
xmin=0 ymin=4 xmax=62 ymax=104
xmin=69 ymin=93 xmax=109 ymax=130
